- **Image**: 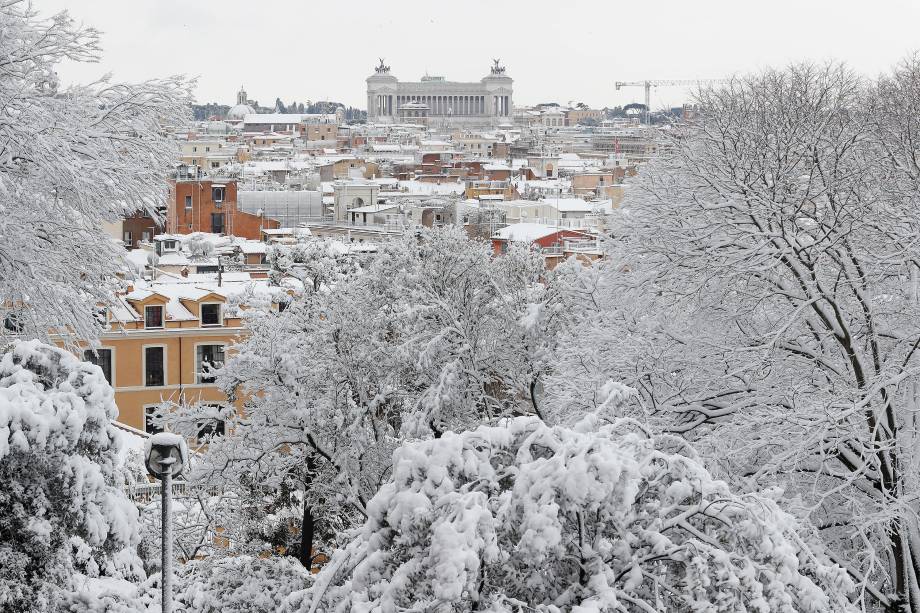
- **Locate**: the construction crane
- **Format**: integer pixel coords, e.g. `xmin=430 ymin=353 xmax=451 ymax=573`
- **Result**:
xmin=614 ymin=79 xmax=728 ymax=124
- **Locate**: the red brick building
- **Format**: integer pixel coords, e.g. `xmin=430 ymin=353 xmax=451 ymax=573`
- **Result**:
xmin=122 ymin=211 xmax=162 ymax=248
xmin=491 ymin=223 xmax=591 ymax=256
xmin=167 ymin=179 xmax=279 ymax=240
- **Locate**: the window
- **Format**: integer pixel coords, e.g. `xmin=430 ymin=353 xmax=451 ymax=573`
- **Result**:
xmin=211 ymin=213 xmax=224 ymax=234
xmin=163 ymin=240 xmax=177 ymax=251
xmin=196 ymin=420 xmax=225 ymax=439
xmin=4 ymin=312 xmax=22 ymax=333
xmin=123 ymin=231 xmax=133 ymax=245
xmin=145 ymin=406 xmax=163 ymax=434
xmin=144 ymin=305 xmax=164 ymax=329
xmin=200 ymin=303 xmax=222 ymax=326
xmin=205 ymin=146 xmax=210 ymax=152
xmin=84 ymin=349 xmax=113 ymax=385
xmin=192 ymin=146 xmax=197 ymax=152
xmin=142 ymin=231 xmax=151 ymax=242
xmin=185 ymin=195 xmax=192 ymax=209
xmin=144 ymin=346 xmax=165 ymax=387
xmin=212 ymin=186 xmax=225 ymax=203
xmin=196 ymin=344 xmax=225 ymax=383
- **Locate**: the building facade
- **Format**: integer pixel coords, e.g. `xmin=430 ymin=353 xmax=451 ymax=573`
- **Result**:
xmin=333 ymin=180 xmax=380 ymax=222
xmin=78 ymin=288 xmax=249 ymax=436
xmin=167 ymin=175 xmax=280 ymax=240
xmin=367 ymin=59 xmax=513 ymax=126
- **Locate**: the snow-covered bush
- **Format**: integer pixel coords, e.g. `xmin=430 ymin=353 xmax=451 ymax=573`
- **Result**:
xmin=175 ymin=555 xmax=311 ymax=613
xmin=56 ymin=575 xmax=156 ymax=613
xmin=296 ymin=416 xmax=856 ymax=612
xmin=0 ymin=341 xmax=143 ymax=611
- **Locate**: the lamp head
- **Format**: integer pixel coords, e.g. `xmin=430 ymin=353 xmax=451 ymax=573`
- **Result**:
xmin=144 ymin=432 xmax=188 ymax=479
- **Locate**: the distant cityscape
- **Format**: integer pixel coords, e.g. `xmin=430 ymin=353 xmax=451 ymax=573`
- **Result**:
xmin=103 ymin=59 xmax=665 ymax=434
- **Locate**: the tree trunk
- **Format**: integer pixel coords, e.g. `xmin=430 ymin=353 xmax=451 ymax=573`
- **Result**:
xmin=299 ymin=456 xmax=316 ymax=570
xmin=889 ymin=518 xmax=920 ymax=612
xmin=299 ymin=496 xmax=315 ymax=570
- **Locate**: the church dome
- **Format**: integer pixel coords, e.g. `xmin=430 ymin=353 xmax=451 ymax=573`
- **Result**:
xmin=227 ymin=85 xmax=254 ymax=121
xmin=227 ymin=103 xmax=254 ymax=121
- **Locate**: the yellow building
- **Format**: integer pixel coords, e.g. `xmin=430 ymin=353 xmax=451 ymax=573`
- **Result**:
xmin=78 ymin=278 xmax=282 ymax=436
xmin=565 ymin=108 xmax=604 ymax=126
xmin=465 ymin=179 xmax=516 ymax=200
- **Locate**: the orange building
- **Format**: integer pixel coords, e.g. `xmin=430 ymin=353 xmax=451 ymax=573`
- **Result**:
xmin=167 ymin=178 xmax=279 ymax=240
xmin=78 ymin=280 xmax=284 ymax=437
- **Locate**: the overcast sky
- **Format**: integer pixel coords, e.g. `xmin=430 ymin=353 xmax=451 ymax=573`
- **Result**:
xmin=39 ymin=0 xmax=920 ymax=110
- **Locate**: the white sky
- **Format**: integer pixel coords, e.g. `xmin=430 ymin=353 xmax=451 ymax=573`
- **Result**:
xmin=39 ymin=0 xmax=920 ymax=110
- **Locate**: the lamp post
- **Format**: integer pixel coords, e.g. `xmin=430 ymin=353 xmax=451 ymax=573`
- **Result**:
xmin=144 ymin=432 xmax=188 ymax=613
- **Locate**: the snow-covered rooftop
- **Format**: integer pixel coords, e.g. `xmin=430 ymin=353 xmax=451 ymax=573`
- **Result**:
xmin=243 ymin=113 xmax=310 ymax=124
xmin=493 ymin=223 xmax=561 ymax=242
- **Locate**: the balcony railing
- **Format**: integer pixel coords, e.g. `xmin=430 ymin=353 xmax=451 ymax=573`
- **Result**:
xmin=125 ymin=480 xmax=224 ymax=505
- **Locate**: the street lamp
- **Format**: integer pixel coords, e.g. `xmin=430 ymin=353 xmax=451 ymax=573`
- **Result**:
xmin=144 ymin=432 xmax=188 ymax=613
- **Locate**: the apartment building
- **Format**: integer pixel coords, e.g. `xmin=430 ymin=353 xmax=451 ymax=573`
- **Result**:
xmin=80 ymin=275 xmax=286 ymax=436
xmin=181 ymin=139 xmax=235 ymax=171
xmin=465 ymin=179 xmax=517 ymax=201
xmin=302 ymin=117 xmax=339 ymax=142
xmin=103 ymin=211 xmax=162 ymax=249
xmin=167 ymin=175 xmax=280 ymax=240
xmin=565 ymin=108 xmax=604 ymax=126
xmin=81 ymin=288 xmax=235 ymax=435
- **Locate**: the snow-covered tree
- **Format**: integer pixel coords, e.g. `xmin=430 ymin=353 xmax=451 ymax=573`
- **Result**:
xmin=136 ymin=486 xmax=230 ymax=572
xmin=186 ymin=234 xmax=215 ymax=259
xmin=0 ymin=340 xmax=143 ymax=611
xmin=552 ymin=61 xmax=920 ymax=610
xmin=0 ymin=2 xmax=192 ymax=344
xmin=266 ymin=238 xmax=360 ymax=292
xmin=293 ymin=414 xmax=856 ymax=612
xmin=187 ymin=229 xmax=571 ymax=567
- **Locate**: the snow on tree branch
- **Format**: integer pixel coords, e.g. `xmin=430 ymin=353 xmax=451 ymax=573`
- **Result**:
xmin=550 ymin=60 xmax=920 ymax=610
xmin=293 ymin=416 xmax=856 ymax=612
xmin=0 ymin=1 xmax=194 ymax=344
